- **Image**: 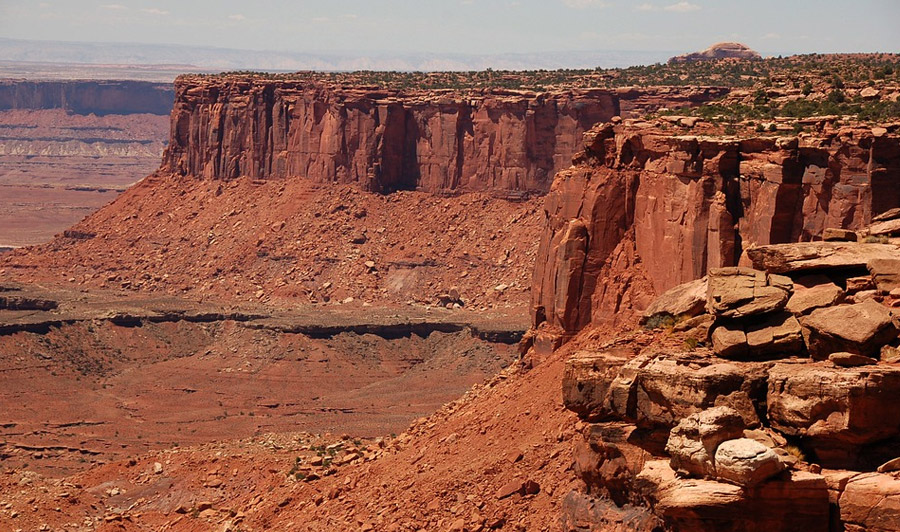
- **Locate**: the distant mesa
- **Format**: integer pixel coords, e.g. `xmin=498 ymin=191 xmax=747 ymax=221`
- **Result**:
xmin=668 ymin=42 xmax=762 ymax=64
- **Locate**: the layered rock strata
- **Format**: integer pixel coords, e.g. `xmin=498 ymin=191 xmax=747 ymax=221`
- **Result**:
xmin=532 ymin=122 xmax=900 ymax=337
xmin=0 ymin=80 xmax=173 ymax=116
xmin=161 ymin=76 xmax=622 ymax=194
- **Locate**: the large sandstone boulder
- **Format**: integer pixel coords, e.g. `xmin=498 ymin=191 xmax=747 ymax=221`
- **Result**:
xmin=800 ymin=300 xmax=898 ymax=359
xmin=710 ymin=312 xmax=805 ymax=360
xmin=785 ymin=283 xmax=845 ymax=316
xmin=641 ymin=278 xmax=707 ymax=325
xmin=636 ymin=460 xmax=829 ymax=532
xmin=768 ymin=362 xmax=900 ymax=468
xmin=563 ymin=348 xmax=635 ymax=420
xmin=606 ymin=352 xmax=768 ymax=429
xmin=839 ymin=472 xmax=900 ymax=532
xmin=713 ymin=438 xmax=784 ymax=487
xmin=665 ymin=406 xmax=744 ymax=478
xmin=706 ymin=267 xmax=792 ymax=319
xmin=744 ymin=242 xmax=899 ymax=274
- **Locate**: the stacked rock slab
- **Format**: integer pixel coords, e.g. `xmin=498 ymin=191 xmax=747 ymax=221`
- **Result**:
xmin=561 ymin=232 xmax=900 ymax=530
xmin=706 ymin=267 xmax=805 ymax=360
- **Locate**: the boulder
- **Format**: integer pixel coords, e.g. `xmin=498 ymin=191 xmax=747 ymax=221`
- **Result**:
xmin=711 ymin=312 xmax=805 ymax=360
xmin=801 ymin=300 xmax=898 ymax=359
xmin=744 ymin=242 xmax=899 ymax=274
xmin=839 ymin=472 xmax=900 ymax=532
xmin=637 ymin=460 xmax=829 ymax=532
xmin=706 ymin=267 xmax=792 ymax=319
xmin=665 ymin=406 xmax=745 ymax=478
xmin=869 ymin=258 xmax=900 ymax=292
xmin=606 ymin=352 xmax=769 ymax=429
xmin=786 ymin=284 xmax=844 ymax=315
xmin=563 ymin=348 xmax=635 ymax=420
xmin=641 ymin=277 xmax=707 ymax=325
xmin=768 ymin=362 xmax=900 ymax=468
xmin=714 ymin=438 xmax=784 ymax=486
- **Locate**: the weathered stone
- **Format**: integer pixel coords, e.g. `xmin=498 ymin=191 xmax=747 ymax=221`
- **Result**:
xmin=768 ymin=362 xmax=900 ymax=468
xmin=641 ymin=278 xmax=707 ymax=325
xmin=711 ymin=312 xmax=805 ymax=360
xmin=560 ymin=490 xmax=662 ymax=532
xmin=868 ymin=218 xmax=900 ymax=237
xmin=710 ymin=326 xmax=747 ymax=358
xmin=882 ymin=344 xmax=900 ymax=363
xmin=563 ymin=348 xmax=635 ymax=420
xmin=706 ymin=267 xmax=792 ymax=319
xmin=606 ymin=352 xmax=769 ymax=429
xmin=869 ymin=258 xmax=900 ymax=292
xmin=665 ymin=406 xmax=745 ymax=478
xmin=877 ymin=457 xmax=900 ymax=473
xmin=637 ymin=460 xmax=829 ymax=532
xmin=714 ymin=438 xmax=785 ymax=486
xmin=801 ymin=300 xmax=898 ymax=359
xmin=745 ymin=242 xmax=899 ymax=274
xmin=823 ymin=228 xmax=858 ymax=242
xmin=786 ymin=283 xmax=844 ymax=315
xmin=575 ymin=423 xmax=656 ymax=506
xmin=846 ymin=275 xmax=876 ymax=293
xmin=840 ymin=473 xmax=900 ymax=532
xmin=873 ymin=207 xmax=900 ymax=223
xmin=828 ymin=352 xmax=877 ymax=367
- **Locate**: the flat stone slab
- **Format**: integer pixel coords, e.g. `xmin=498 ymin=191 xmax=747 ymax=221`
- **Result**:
xmin=801 ymin=300 xmax=898 ymax=360
xmin=745 ymin=242 xmax=899 ymax=274
xmin=706 ymin=267 xmax=792 ymax=319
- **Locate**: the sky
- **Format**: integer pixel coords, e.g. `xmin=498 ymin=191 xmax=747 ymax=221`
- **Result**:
xmin=1 ymin=0 xmax=898 ymax=57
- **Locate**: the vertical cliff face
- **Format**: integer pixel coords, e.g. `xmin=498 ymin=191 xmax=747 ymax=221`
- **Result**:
xmin=532 ymin=123 xmax=900 ymax=334
xmin=0 ymin=80 xmax=174 ymax=116
xmin=161 ymin=77 xmax=620 ymax=194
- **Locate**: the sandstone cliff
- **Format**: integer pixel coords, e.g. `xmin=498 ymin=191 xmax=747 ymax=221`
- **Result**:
xmin=532 ymin=122 xmax=900 ymax=335
xmin=0 ymin=80 xmax=173 ymax=116
xmin=161 ymin=76 xmax=623 ymax=194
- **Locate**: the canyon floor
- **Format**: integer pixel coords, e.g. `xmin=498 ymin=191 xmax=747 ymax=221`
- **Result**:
xmin=0 ymin=108 xmax=168 ymax=249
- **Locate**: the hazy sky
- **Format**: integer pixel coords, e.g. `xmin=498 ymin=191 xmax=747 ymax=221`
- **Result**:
xmin=1 ymin=0 xmax=898 ymax=56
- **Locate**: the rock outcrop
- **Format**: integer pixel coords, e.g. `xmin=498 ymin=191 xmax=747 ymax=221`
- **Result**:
xmin=532 ymin=122 xmax=900 ymax=337
xmin=668 ymin=42 xmax=762 ymax=64
xmin=161 ymin=76 xmax=621 ymax=194
xmin=561 ymin=231 xmax=900 ymax=531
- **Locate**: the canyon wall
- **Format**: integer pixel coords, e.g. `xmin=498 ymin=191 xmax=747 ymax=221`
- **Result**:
xmin=532 ymin=122 xmax=900 ymax=335
xmin=161 ymin=76 xmax=622 ymax=194
xmin=0 ymin=80 xmax=174 ymax=116
xmin=161 ymin=77 xmax=731 ymax=195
